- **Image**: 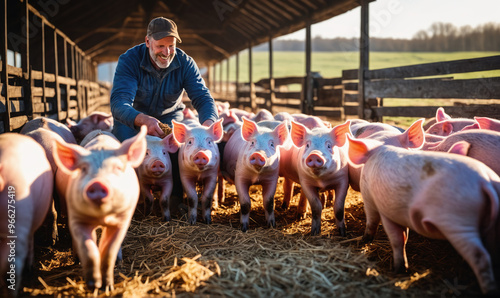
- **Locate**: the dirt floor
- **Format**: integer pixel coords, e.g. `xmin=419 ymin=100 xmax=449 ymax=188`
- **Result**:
xmin=20 ymin=178 xmax=484 ymax=297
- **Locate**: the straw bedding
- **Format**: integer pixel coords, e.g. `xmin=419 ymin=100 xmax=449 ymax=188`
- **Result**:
xmin=22 ymin=179 xmax=482 ymax=297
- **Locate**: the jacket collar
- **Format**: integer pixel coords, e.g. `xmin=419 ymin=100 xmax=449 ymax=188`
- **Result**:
xmin=140 ymin=43 xmax=180 ymax=77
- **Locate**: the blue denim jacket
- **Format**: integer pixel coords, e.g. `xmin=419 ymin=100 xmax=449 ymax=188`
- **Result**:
xmin=110 ymin=43 xmax=218 ymax=129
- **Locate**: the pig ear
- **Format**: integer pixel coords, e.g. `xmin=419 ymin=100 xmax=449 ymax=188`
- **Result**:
xmin=66 ymin=118 xmax=77 ymax=127
xmin=399 ymin=118 xmax=425 ymax=149
xmin=210 ymin=118 xmax=224 ymax=143
xmin=331 ymin=120 xmax=351 ymax=147
xmin=118 ymin=125 xmax=147 ymax=168
xmin=172 ymin=120 xmax=188 ymax=144
xmin=448 ymin=141 xmax=471 ymax=156
xmin=475 ymin=117 xmax=500 ymax=131
xmin=291 ymin=120 xmax=308 ymax=147
xmin=460 ymin=123 xmax=479 ymax=131
xmin=436 ymin=107 xmax=451 ymax=122
xmin=346 ymin=135 xmax=370 ymax=165
xmin=53 ymin=139 xmax=89 ymax=174
xmin=162 ymin=133 xmax=179 ymax=153
xmin=91 ymin=112 xmax=112 ymax=125
xmin=273 ymin=122 xmax=290 ymax=146
xmin=241 ymin=117 xmax=258 ymax=142
xmin=441 ymin=121 xmax=454 ymax=136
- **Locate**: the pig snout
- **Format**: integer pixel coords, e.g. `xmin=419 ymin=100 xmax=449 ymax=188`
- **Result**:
xmin=193 ymin=151 xmax=210 ymax=167
xmin=150 ymin=160 xmax=166 ymax=175
xmin=249 ymin=152 xmax=266 ymax=170
xmin=85 ymin=180 xmax=110 ymax=205
xmin=306 ymin=152 xmax=325 ymax=168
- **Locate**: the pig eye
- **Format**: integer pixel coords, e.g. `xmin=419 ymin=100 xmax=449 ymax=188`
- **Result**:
xmin=270 ymin=141 xmax=275 ymax=148
xmin=162 ymin=150 xmax=166 ymax=155
xmin=306 ymin=143 xmax=310 ymax=149
xmin=188 ymin=140 xmax=192 ymax=145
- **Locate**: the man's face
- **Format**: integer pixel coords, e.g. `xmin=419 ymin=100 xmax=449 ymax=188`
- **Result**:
xmin=146 ymin=36 xmax=176 ymax=69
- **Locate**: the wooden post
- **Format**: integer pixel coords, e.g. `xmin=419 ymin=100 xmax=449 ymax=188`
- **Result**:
xmin=219 ymin=61 xmax=223 ymax=96
xmin=213 ymin=62 xmax=217 ymax=93
xmin=358 ymin=0 xmax=369 ymax=120
xmin=226 ymin=57 xmax=229 ymax=100
xmin=54 ymin=30 xmax=61 ymax=120
xmin=2 ymin=0 xmax=10 ymax=132
xmin=235 ymin=52 xmax=239 ymax=107
xmin=304 ymin=20 xmax=313 ymax=115
xmin=249 ymin=43 xmax=256 ymax=112
xmin=268 ymin=37 xmax=275 ymax=112
xmin=22 ymin=0 xmax=29 ymax=74
xmin=41 ymin=20 xmax=46 ymax=115
xmin=22 ymin=0 xmax=32 ymax=121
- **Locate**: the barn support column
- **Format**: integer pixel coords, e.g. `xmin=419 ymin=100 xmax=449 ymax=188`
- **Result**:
xmin=358 ymin=0 xmax=369 ymax=120
xmin=304 ymin=20 xmax=313 ymax=115
xmin=219 ymin=60 xmax=223 ymax=95
xmin=2 ymin=0 xmax=10 ymax=132
xmin=226 ymin=57 xmax=229 ymax=101
xmin=249 ymin=43 xmax=256 ymax=112
xmin=268 ymin=37 xmax=275 ymax=112
xmin=235 ymin=52 xmax=240 ymax=107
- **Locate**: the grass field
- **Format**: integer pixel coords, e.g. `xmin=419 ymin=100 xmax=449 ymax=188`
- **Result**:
xmin=219 ymin=51 xmax=500 ymax=82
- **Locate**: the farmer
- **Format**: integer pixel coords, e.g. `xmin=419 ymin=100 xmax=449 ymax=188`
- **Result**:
xmin=110 ymin=17 xmax=218 ymax=215
xmin=110 ymin=16 xmax=218 ymax=140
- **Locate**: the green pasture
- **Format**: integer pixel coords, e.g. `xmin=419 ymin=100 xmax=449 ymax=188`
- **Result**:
xmin=219 ymin=51 xmax=500 ymax=82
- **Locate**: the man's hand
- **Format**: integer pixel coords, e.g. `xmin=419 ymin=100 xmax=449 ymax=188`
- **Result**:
xmin=134 ymin=113 xmax=166 ymax=138
xmin=202 ymin=119 xmax=214 ymax=127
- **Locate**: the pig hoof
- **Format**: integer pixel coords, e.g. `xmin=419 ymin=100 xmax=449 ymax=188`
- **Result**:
xmin=362 ymin=233 xmax=374 ymax=243
xmin=310 ymin=226 xmax=321 ymax=236
xmin=268 ymin=219 xmax=276 ymax=228
xmin=162 ymin=214 xmax=171 ymax=222
xmin=241 ymin=223 xmax=249 ymax=232
xmin=188 ymin=217 xmax=197 ymax=225
xmin=296 ymin=212 xmax=307 ymax=220
xmin=280 ymin=202 xmax=289 ymax=210
xmin=338 ymin=226 xmax=346 ymax=237
xmin=204 ymin=216 xmax=212 ymax=224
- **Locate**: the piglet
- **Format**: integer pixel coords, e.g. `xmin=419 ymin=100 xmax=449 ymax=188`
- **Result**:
xmin=346 ymin=135 xmax=500 ymax=295
xmin=137 ymin=134 xmax=179 ymax=220
xmin=66 ymin=111 xmax=114 ymax=143
xmin=0 ymin=134 xmax=53 ymax=295
xmin=220 ymin=117 xmax=289 ymax=231
xmin=172 ymin=119 xmax=223 ymax=224
xmin=53 ymin=126 xmax=147 ymax=291
xmin=475 ymin=116 xmax=500 ymax=132
xmin=279 ymin=120 xmax=351 ymax=236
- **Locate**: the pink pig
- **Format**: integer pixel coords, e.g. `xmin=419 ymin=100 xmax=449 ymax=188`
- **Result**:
xmin=346 ymin=135 xmax=500 ymax=295
xmin=475 ymin=116 xmax=500 ymax=132
xmin=137 ymin=134 xmax=179 ymax=220
xmin=172 ymin=119 xmax=224 ymax=224
xmin=220 ymin=117 xmax=289 ymax=231
xmin=53 ymin=126 xmax=147 ymax=290
xmin=424 ymin=130 xmax=500 ymax=176
xmin=348 ymin=119 xmax=425 ymax=192
xmin=66 ymin=111 xmax=114 ymax=143
xmin=279 ymin=120 xmax=351 ymax=236
xmin=0 ymin=134 xmax=53 ymax=295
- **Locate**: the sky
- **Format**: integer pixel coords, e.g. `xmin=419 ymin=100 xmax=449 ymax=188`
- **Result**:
xmin=278 ymin=0 xmax=500 ymax=40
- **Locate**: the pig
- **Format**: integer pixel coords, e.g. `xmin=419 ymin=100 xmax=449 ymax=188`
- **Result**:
xmin=137 ymin=134 xmax=179 ymax=220
xmin=171 ymin=119 xmax=224 ymax=224
xmin=52 ymin=126 xmax=147 ymax=290
xmin=346 ymin=135 xmax=500 ymax=295
xmin=279 ymin=120 xmax=351 ymax=236
xmin=424 ymin=130 xmax=500 ymax=175
xmin=251 ymin=109 xmax=274 ymax=123
xmin=425 ymin=117 xmax=476 ymax=136
xmin=350 ymin=121 xmax=403 ymax=139
xmin=0 ymin=134 xmax=53 ymax=295
xmin=422 ymin=106 xmax=451 ymax=131
xmin=20 ymin=117 xmax=77 ymax=145
xmin=66 ymin=111 xmax=114 ymax=143
xmin=348 ymin=119 xmax=425 ymax=192
xmin=220 ymin=117 xmax=289 ymax=231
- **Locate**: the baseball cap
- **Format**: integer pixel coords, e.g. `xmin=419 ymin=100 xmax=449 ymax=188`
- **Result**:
xmin=147 ymin=17 xmax=182 ymax=43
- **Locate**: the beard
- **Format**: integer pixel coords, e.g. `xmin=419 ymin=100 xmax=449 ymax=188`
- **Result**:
xmin=149 ymin=47 xmax=175 ymax=69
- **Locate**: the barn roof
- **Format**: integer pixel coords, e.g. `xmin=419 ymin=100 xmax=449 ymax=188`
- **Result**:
xmin=29 ymin=0 xmax=366 ymax=66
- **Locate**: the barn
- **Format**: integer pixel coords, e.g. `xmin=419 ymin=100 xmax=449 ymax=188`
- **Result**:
xmin=1 ymin=0 xmax=499 ymax=296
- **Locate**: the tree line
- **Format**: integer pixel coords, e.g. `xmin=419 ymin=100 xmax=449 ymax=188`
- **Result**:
xmin=254 ymin=22 xmax=500 ymax=52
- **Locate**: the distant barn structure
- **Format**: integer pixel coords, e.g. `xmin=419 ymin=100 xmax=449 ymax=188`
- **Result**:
xmin=1 ymin=0 xmax=499 ymax=133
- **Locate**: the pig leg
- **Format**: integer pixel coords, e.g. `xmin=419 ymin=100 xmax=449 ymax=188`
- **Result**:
xmin=160 ymin=183 xmax=173 ymax=222
xmin=444 ymin=231 xmax=497 ymax=294
xmin=332 ymin=183 xmax=349 ymax=237
xmin=201 ymin=176 xmax=217 ymax=224
xmin=281 ymin=178 xmax=293 ymax=210
xmin=99 ymin=225 xmax=129 ymax=290
xmin=236 ymin=179 xmax=252 ymax=232
xmin=301 ymin=186 xmax=323 ymax=236
xmin=261 ymin=180 xmax=277 ymax=228
xmin=182 ymin=179 xmax=199 ymax=225
xmin=140 ymin=186 xmax=154 ymax=216
xmin=380 ymin=216 xmax=409 ymax=273
xmin=215 ymin=172 xmax=225 ymax=208
xmin=71 ymin=224 xmax=102 ymax=290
